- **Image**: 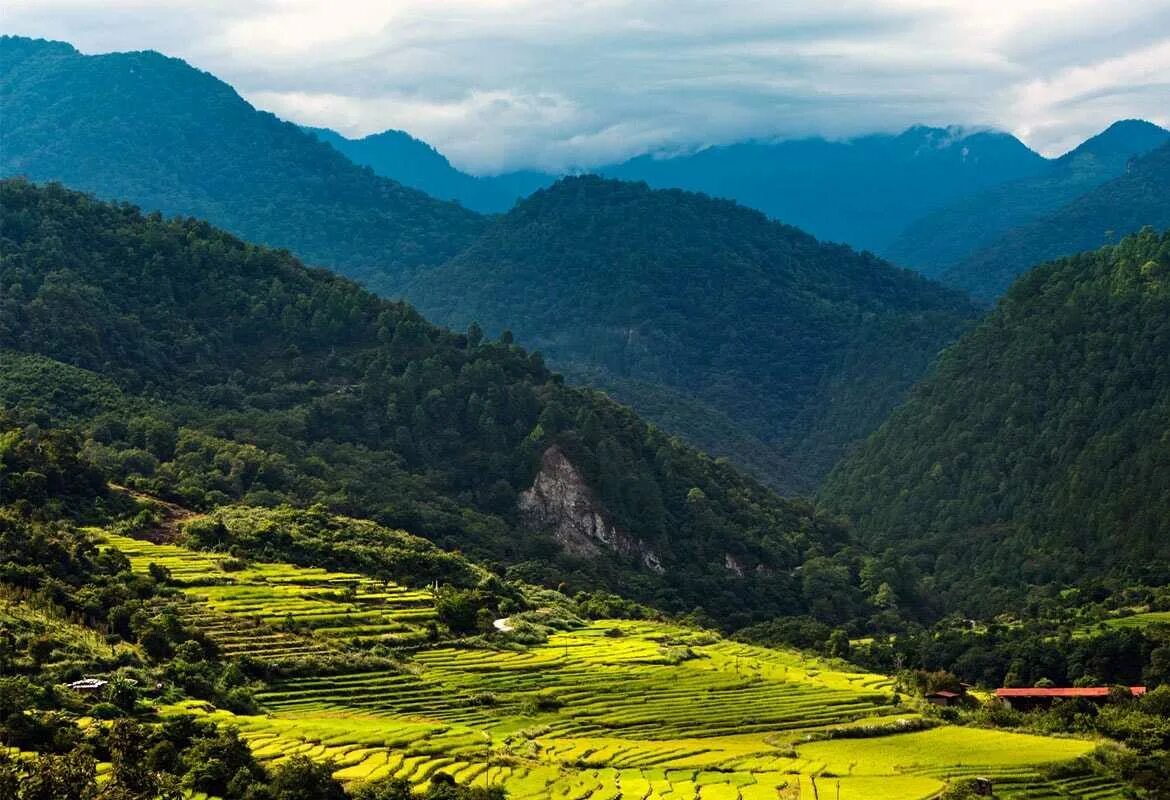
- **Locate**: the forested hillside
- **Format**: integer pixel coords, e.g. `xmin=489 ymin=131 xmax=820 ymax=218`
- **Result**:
xmin=0 ymin=178 xmax=866 ymax=629
xmin=821 ymin=227 xmax=1170 ymax=614
xmin=884 ymin=120 xmax=1170 ymax=276
xmin=0 ymin=36 xmax=484 ymax=293
xmin=940 ymin=141 xmax=1170 ymax=301
xmin=406 ymin=176 xmax=978 ymax=491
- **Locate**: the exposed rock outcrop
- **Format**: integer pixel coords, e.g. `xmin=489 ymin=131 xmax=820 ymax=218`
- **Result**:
xmin=519 ymin=445 xmax=665 ymax=573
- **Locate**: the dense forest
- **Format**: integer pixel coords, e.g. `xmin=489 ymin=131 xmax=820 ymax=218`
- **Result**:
xmin=0 ymin=179 xmax=866 ymax=630
xmin=821 ymin=227 xmax=1170 ymax=615
xmin=0 ymin=36 xmax=484 ymax=293
xmin=884 ymin=120 xmax=1170 ymax=277
xmin=406 ymin=176 xmax=977 ymax=491
xmin=940 ymin=141 xmax=1170 ymax=301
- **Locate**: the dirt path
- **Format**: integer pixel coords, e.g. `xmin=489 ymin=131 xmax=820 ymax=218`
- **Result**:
xmin=108 ymin=483 xmax=205 ymax=543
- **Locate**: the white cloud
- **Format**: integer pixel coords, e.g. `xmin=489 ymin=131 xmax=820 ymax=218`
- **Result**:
xmin=5 ymin=0 xmax=1170 ymax=171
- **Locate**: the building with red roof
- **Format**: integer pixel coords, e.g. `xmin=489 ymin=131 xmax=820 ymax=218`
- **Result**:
xmin=995 ymin=686 xmax=1146 ymax=710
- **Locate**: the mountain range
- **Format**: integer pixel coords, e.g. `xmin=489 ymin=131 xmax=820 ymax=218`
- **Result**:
xmin=3 ymin=34 xmax=1168 ymax=497
xmin=310 ymin=119 xmax=1169 ymax=294
xmin=0 ymin=35 xmax=974 ymax=491
xmin=938 ymin=139 xmax=1170 ymax=301
xmin=885 ymin=120 xmax=1170 ymax=278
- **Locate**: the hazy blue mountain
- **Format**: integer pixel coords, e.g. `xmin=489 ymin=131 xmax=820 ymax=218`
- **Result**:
xmin=597 ymin=127 xmax=1048 ymax=253
xmin=884 ymin=119 xmax=1170 ymax=276
xmin=305 ymin=126 xmax=553 ymax=213
xmin=0 ymin=36 xmax=484 ymax=293
xmin=940 ymin=140 xmax=1170 ymax=301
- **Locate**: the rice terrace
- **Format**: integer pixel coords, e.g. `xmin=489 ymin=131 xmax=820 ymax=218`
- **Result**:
xmin=93 ymin=528 xmax=1126 ymax=800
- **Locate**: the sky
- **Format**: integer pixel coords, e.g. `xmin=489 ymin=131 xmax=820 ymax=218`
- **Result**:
xmin=7 ymin=0 xmax=1170 ymax=174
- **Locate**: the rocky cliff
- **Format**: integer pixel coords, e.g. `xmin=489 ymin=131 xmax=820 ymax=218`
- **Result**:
xmin=519 ymin=445 xmax=664 ymax=573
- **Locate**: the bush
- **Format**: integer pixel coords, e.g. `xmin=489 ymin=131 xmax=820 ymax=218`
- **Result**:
xmin=89 ymin=702 xmax=122 ymax=719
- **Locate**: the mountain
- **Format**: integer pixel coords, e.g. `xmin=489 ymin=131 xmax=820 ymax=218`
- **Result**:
xmin=306 ymin=126 xmax=552 ymax=213
xmin=885 ymin=120 xmax=1170 ymax=276
xmin=598 ymin=126 xmax=1048 ymax=253
xmin=820 ymin=227 xmax=1170 ymax=615
xmin=936 ymin=141 xmax=1170 ymax=301
xmin=0 ymin=36 xmax=484 ymax=293
xmin=405 ymin=176 xmax=979 ymax=493
xmin=0 ymin=178 xmax=869 ymax=630
xmin=307 ymin=122 xmax=1050 ymax=256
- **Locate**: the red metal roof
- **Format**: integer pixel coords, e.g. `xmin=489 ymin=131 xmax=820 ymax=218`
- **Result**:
xmin=995 ymin=686 xmax=1146 ymax=698
xmin=928 ymin=691 xmax=960 ymax=698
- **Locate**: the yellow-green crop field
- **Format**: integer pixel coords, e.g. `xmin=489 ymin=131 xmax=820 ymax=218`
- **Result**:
xmin=105 ymin=533 xmax=1129 ymax=800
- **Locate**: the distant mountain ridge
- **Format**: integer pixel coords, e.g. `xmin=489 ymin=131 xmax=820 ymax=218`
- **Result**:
xmin=311 ymin=122 xmax=1054 ymax=255
xmin=0 ymin=35 xmax=484 ymax=293
xmin=885 ymin=120 xmax=1170 ymax=280
xmin=406 ymin=175 xmax=978 ymax=492
xmin=939 ymin=140 xmax=1170 ymax=301
xmin=598 ymin=127 xmax=1049 ymax=254
xmin=305 ymin=126 xmax=552 ymax=213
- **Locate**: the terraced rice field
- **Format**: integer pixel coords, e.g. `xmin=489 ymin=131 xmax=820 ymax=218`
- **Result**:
xmin=101 ymin=532 xmax=437 ymax=658
xmin=1100 ymin=610 xmax=1170 ymax=630
xmin=107 ymin=534 xmax=1127 ymax=799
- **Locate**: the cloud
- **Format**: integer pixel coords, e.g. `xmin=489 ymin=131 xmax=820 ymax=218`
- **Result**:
xmin=6 ymin=0 xmax=1170 ymax=172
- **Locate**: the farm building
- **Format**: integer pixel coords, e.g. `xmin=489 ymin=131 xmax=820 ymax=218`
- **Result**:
xmin=926 ymin=690 xmax=962 ymax=707
xmin=66 ymin=678 xmax=108 ymax=693
xmin=995 ymin=686 xmax=1146 ymax=711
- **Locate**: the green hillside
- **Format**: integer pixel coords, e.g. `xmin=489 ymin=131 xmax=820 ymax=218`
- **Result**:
xmin=883 ymin=120 xmax=1169 ymax=278
xmin=0 ymin=178 xmax=863 ymax=629
xmin=0 ymin=36 xmax=484 ymax=292
xmin=406 ymin=176 xmax=977 ymax=492
xmin=821 ymin=227 xmax=1170 ymax=613
xmin=940 ymin=141 xmax=1170 ymax=301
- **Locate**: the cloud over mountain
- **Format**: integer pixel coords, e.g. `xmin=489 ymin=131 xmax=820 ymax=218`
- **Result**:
xmin=7 ymin=0 xmax=1170 ymax=172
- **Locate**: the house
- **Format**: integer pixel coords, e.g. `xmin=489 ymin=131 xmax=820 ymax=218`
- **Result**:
xmin=66 ymin=678 xmax=108 ymax=693
xmin=995 ymin=686 xmax=1146 ymax=711
xmin=972 ymin=778 xmax=993 ymax=796
xmin=925 ymin=690 xmax=961 ymax=707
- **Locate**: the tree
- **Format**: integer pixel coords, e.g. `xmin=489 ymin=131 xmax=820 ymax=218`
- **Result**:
xmin=827 ymin=629 xmax=852 ymax=660
xmin=267 ymin=756 xmax=346 ymax=800
xmin=351 ymin=776 xmax=413 ymax=800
